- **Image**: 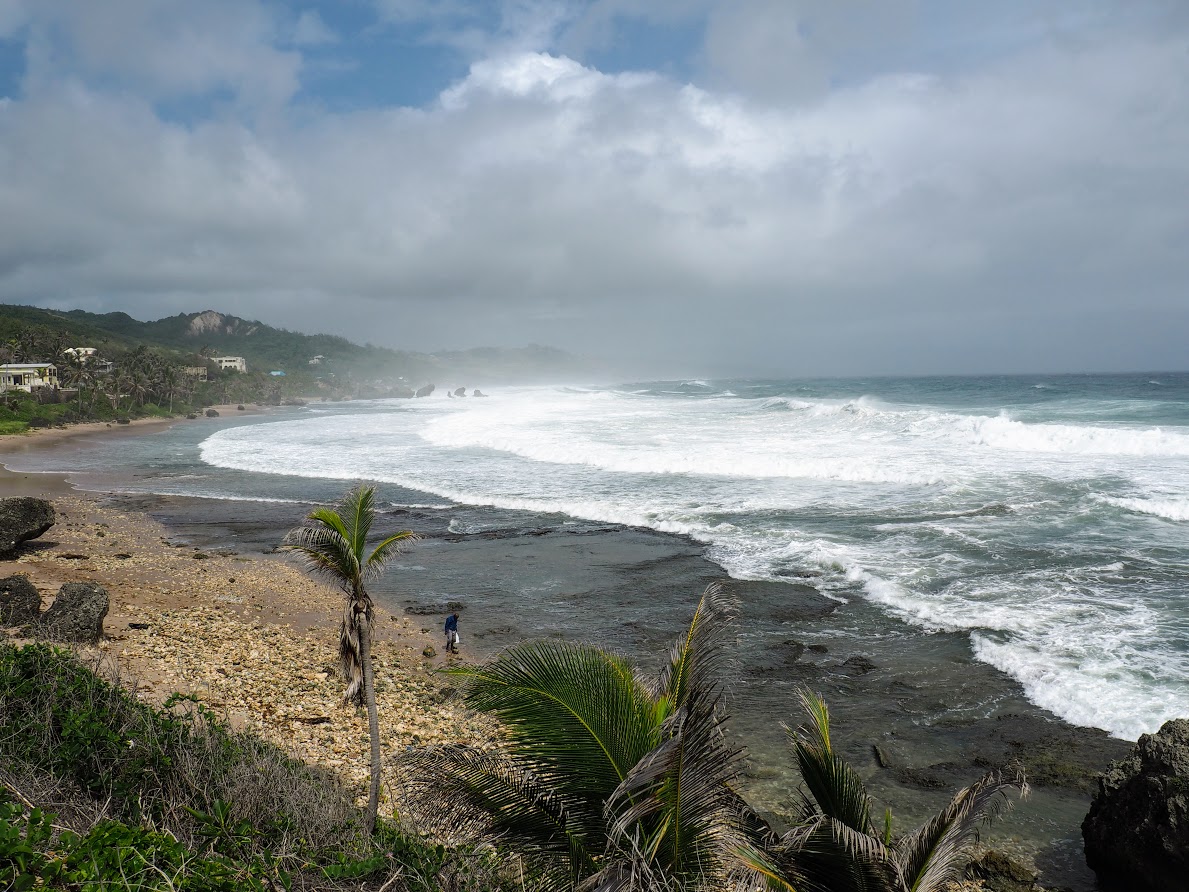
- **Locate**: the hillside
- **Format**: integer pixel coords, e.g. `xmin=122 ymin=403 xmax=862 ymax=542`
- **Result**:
xmin=0 ymin=305 xmax=590 ymax=384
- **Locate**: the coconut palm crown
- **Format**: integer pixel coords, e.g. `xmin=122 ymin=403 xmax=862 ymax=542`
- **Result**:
xmin=403 ymin=583 xmax=760 ymax=891
xmin=283 ymin=484 xmax=416 ymax=833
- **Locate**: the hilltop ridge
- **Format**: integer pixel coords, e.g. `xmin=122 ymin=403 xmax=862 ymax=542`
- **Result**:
xmin=0 ymin=304 xmax=591 ymax=384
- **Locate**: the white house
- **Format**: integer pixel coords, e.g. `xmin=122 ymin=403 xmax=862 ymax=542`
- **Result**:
xmin=211 ymin=356 xmax=247 ymax=372
xmin=0 ymin=363 xmax=59 ymax=392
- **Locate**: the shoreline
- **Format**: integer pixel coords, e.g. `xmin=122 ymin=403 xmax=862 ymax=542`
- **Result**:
xmin=0 ymin=414 xmax=1131 ymax=889
xmin=0 ymin=435 xmax=496 ymax=807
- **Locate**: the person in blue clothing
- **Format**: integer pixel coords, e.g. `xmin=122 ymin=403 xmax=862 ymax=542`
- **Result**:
xmin=444 ymin=611 xmax=460 ymax=654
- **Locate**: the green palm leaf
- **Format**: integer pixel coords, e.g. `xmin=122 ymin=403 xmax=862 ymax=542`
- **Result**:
xmin=403 ymin=744 xmax=597 ymax=892
xmin=650 ymin=583 xmax=739 ymax=710
xmin=602 ymin=691 xmax=752 ymax=887
xmin=892 ymin=770 xmax=1027 ymax=892
xmin=788 ymin=689 xmax=875 ymax=835
xmin=452 ymin=639 xmax=660 ymax=815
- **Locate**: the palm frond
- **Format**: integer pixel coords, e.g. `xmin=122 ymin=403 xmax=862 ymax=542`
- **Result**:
xmin=788 ymin=689 xmax=875 ymax=835
xmin=451 ymin=640 xmax=661 ymax=816
xmin=281 ymin=525 xmax=358 ymax=592
xmin=892 ymin=769 xmax=1027 ymax=892
xmin=650 ymin=583 xmax=739 ymax=709
xmin=604 ymin=692 xmax=752 ymax=885
xmin=343 ymin=484 xmax=376 ymax=559
xmin=362 ymin=529 xmax=419 ymax=581
xmin=402 ymin=745 xmax=597 ymax=892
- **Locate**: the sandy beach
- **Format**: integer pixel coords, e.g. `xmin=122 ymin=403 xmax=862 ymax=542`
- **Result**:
xmin=0 ymin=413 xmax=495 ymax=811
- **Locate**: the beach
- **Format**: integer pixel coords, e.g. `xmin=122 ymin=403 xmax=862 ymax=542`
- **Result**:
xmin=0 ymin=396 xmax=1151 ymax=891
xmin=0 ymin=416 xmax=496 ymax=809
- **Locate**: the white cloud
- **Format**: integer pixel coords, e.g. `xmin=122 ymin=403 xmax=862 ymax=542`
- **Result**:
xmin=0 ymin=3 xmax=1187 ymax=373
xmin=19 ymin=0 xmax=301 ymax=110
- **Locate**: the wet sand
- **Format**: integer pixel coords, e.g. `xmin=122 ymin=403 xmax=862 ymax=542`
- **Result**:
xmin=0 ymin=418 xmax=1131 ymax=889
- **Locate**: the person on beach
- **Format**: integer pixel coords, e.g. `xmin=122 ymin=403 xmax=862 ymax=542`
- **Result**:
xmin=444 ymin=611 xmax=459 ymax=654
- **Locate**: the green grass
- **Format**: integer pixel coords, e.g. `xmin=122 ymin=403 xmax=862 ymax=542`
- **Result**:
xmin=0 ymin=644 xmax=521 ymax=891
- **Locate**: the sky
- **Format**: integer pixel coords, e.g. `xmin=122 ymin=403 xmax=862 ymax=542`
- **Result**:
xmin=0 ymin=0 xmax=1186 ymax=377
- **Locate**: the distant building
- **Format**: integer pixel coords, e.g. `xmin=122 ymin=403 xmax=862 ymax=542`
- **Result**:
xmin=183 ymin=366 xmax=209 ymax=381
xmin=308 ymin=355 xmax=324 ymax=365
xmin=0 ymin=362 xmax=59 ymax=392
xmin=63 ymin=348 xmax=112 ymax=374
xmin=211 ymin=356 xmax=246 ymax=372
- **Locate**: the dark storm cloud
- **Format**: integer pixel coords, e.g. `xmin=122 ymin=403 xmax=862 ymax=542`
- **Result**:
xmin=0 ymin=0 xmax=1186 ymax=374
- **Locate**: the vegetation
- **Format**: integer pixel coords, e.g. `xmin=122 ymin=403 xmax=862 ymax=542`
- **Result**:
xmin=404 ymin=585 xmax=1026 ymax=891
xmin=0 ymin=587 xmax=1025 ymax=890
xmin=0 ymin=643 xmax=471 ymax=890
xmin=0 ymin=304 xmax=590 ymax=419
xmin=282 ymin=486 xmax=417 ymax=836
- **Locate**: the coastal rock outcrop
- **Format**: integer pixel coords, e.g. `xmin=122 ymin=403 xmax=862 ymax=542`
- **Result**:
xmin=415 ymin=384 xmax=435 ymax=398
xmin=35 ymin=582 xmax=109 ymax=644
xmin=1082 ymin=718 xmax=1189 ymax=890
xmin=0 ymin=497 xmax=56 ymax=558
xmin=0 ymin=575 xmax=40 ymax=625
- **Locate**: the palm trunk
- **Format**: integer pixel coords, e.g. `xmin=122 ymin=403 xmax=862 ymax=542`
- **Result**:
xmin=359 ymin=619 xmax=382 ymax=835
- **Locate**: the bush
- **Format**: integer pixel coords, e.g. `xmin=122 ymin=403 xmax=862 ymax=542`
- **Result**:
xmin=0 ymin=644 xmax=358 ymax=858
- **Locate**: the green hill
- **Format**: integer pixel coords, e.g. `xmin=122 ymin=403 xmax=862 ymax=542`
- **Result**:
xmin=0 ymin=305 xmax=590 ymax=384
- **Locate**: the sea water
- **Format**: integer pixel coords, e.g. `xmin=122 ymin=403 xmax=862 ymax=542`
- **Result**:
xmin=15 ymin=374 xmax=1189 ymax=743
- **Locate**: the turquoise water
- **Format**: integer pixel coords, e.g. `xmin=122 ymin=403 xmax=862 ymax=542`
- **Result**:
xmin=13 ymin=372 xmax=1189 ymax=741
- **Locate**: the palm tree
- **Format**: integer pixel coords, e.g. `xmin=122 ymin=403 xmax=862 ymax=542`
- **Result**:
xmin=282 ymin=485 xmax=416 ymax=834
xmin=403 ymin=584 xmax=759 ymax=891
xmin=405 ymin=586 xmax=1027 ymax=892
xmin=740 ymin=689 xmax=1027 ymax=892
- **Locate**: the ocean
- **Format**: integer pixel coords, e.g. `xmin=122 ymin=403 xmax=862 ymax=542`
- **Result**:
xmin=11 ymin=372 xmax=1188 ymax=884
xmin=20 ymin=373 xmax=1189 ymax=739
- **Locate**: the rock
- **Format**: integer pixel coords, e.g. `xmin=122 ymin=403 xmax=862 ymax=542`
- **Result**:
xmin=0 ymin=575 xmax=40 ymax=625
xmin=473 ymin=389 xmax=487 ymax=397
xmin=1083 ymin=719 xmax=1189 ymax=891
xmin=186 ymin=413 xmax=198 ymax=419
xmin=414 ymin=384 xmax=435 ymax=398
xmin=422 ymin=646 xmax=437 ymax=658
xmin=838 ymin=655 xmax=878 ymax=676
xmin=453 ymin=387 xmax=466 ymax=397
xmin=873 ymin=744 xmax=893 ymax=769
xmin=808 ymin=644 xmax=829 ymax=654
xmin=405 ymin=601 xmax=464 ymax=616
xmin=236 ymin=404 xmax=245 ymax=411
xmin=0 ymin=497 xmax=56 ymax=558
xmin=966 ymin=850 xmax=1039 ymax=892
xmin=115 ymin=417 xmax=131 ymax=424
xmin=205 ymin=408 xmax=220 ymax=417
xmin=35 ymin=582 xmax=109 ymax=644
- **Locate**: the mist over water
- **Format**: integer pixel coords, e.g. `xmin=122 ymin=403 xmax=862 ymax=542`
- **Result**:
xmin=13 ymin=374 xmax=1188 ymax=743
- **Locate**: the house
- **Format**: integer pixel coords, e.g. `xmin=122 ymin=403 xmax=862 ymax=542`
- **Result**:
xmin=211 ymin=356 xmax=246 ymax=372
xmin=0 ymin=363 xmax=59 ymax=392
xmin=63 ymin=348 xmax=113 ymax=374
xmin=183 ymin=366 xmax=209 ymax=382
xmin=308 ymin=355 xmax=324 ymax=365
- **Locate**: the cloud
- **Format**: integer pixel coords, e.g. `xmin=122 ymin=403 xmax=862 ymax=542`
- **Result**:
xmin=292 ymin=10 xmax=338 ymax=47
xmin=18 ymin=0 xmax=301 ymax=110
xmin=0 ymin=2 xmax=1186 ymax=374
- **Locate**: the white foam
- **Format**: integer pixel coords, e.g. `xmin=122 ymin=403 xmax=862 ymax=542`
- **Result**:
xmin=195 ymin=385 xmax=1189 ymax=742
xmin=1099 ymin=496 xmax=1189 ymax=521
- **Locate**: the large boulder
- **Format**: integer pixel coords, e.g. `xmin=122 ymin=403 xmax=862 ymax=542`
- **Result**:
xmin=0 ymin=575 xmax=40 ymax=625
xmin=34 ymin=582 xmax=108 ymax=644
xmin=1082 ymin=718 xmax=1189 ymax=890
xmin=414 ymin=383 xmax=435 ymax=398
xmin=0 ymin=497 xmax=55 ymax=558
